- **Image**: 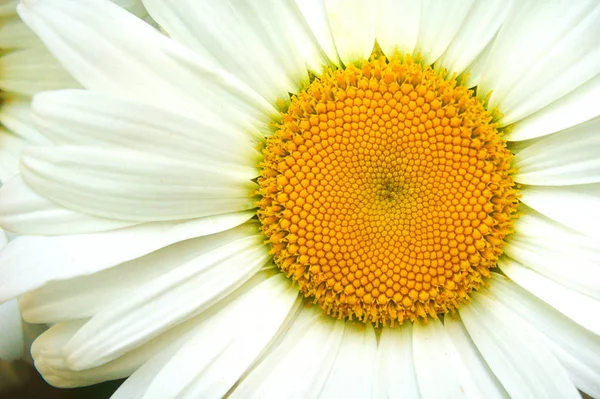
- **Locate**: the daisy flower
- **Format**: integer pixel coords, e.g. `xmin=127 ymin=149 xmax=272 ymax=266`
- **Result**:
xmin=0 ymin=0 xmax=153 ymax=380
xmin=1 ymin=0 xmax=600 ymax=397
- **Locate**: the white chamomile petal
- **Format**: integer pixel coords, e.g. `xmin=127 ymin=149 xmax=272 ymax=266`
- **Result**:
xmin=31 ymin=90 xmax=260 ymax=163
xmin=519 ymin=183 xmax=600 ymax=238
xmin=20 ymin=146 xmax=257 ymax=222
xmin=435 ymin=0 xmax=508 ymax=78
xmin=142 ymin=275 xmax=300 ymax=399
xmin=0 ymin=15 xmax=38 ymax=48
xmin=0 ymin=98 xmax=50 ymax=145
xmin=0 ymin=129 xmax=24 ymax=184
xmin=0 ymin=46 xmax=80 ymax=96
xmin=62 ymin=227 xmax=269 ymax=370
xmin=143 ymin=0 xmax=326 ymax=103
xmin=488 ymin=274 xmax=600 ymax=398
xmin=505 ymin=73 xmax=600 ymax=141
xmin=0 ymin=298 xmax=23 ymax=361
xmin=376 ymin=0 xmax=420 ymax=58
xmin=374 ymin=324 xmax=419 ymax=399
xmin=0 ymin=211 xmax=253 ymax=302
xmin=498 ymin=256 xmax=600 ymax=336
xmin=479 ymin=1 xmax=600 ymax=126
xmin=0 ymin=175 xmax=138 ymax=236
xmin=324 ymin=0 xmax=376 ymax=65
xmin=32 ymin=273 xmax=272 ymax=388
xmin=513 ymin=117 xmax=600 ymax=186
xmin=294 ymin=0 xmax=341 ymax=66
xmin=503 ymin=235 xmax=600 ymax=301
xmin=230 ymin=306 xmax=345 ymax=399
xmin=318 ymin=323 xmax=377 ymax=399
xmin=459 ymin=290 xmax=579 ymax=398
xmin=413 ymin=317 xmax=501 ymax=399
xmin=414 ymin=0 xmax=475 ymax=65
xmin=19 ymin=224 xmax=258 ymax=323
xmin=17 ymin=0 xmax=278 ymax=128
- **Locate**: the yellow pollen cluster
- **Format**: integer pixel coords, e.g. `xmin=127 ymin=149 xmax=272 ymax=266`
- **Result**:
xmin=257 ymin=55 xmax=518 ymax=325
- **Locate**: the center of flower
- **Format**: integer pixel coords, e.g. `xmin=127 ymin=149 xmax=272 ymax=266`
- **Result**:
xmin=257 ymin=55 xmax=518 ymax=326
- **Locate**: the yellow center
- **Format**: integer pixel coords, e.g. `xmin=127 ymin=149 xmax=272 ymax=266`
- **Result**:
xmin=257 ymin=55 xmax=518 ymax=326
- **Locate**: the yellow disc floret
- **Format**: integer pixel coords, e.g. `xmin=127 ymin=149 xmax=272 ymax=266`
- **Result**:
xmin=257 ymin=55 xmax=518 ymax=325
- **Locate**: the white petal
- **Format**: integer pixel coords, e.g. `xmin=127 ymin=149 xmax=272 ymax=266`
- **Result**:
xmin=17 ymin=0 xmax=278 ymax=128
xmin=376 ymin=0 xmax=420 ymax=58
xmin=503 ymin=231 xmax=600 ymax=300
xmin=459 ymin=290 xmax=579 ymax=398
xmin=462 ymin=34 xmax=495 ymax=88
xmin=435 ymin=0 xmax=508 ymax=77
xmin=32 ymin=90 xmax=260 ymax=163
xmin=143 ymin=0 xmax=326 ymax=102
xmin=324 ymin=0 xmax=376 ymax=65
xmin=513 ymin=117 xmax=600 ymax=186
xmin=0 ymin=16 xmax=39 ymax=48
xmin=374 ymin=324 xmax=419 ymax=399
xmin=0 ymin=46 xmax=79 ymax=96
xmin=479 ymin=2 xmax=600 ymax=126
xmin=443 ymin=317 xmax=507 ymax=398
xmin=413 ymin=318 xmax=481 ymax=399
xmin=505 ymin=74 xmax=600 ymax=142
xmin=20 ymin=223 xmax=257 ymax=322
xmin=488 ymin=273 xmax=600 ymax=398
xmin=519 ymin=183 xmax=600 ymax=238
xmin=0 ymin=299 xmax=23 ymax=361
xmin=142 ymin=274 xmax=300 ymax=399
xmin=498 ymin=256 xmax=600 ymax=336
xmin=230 ymin=306 xmax=345 ymax=399
xmin=294 ymin=0 xmax=341 ymax=66
xmin=318 ymin=323 xmax=377 ymax=399
xmin=415 ymin=0 xmax=475 ymax=65
xmin=63 ymin=229 xmax=269 ymax=370
xmin=0 ymin=129 xmax=24 ymax=184
xmin=0 ymin=210 xmax=253 ymax=301
xmin=33 ymin=272 xmax=272 ymax=388
xmin=0 ymin=175 xmax=138 ymax=235
xmin=0 ymin=98 xmax=50 ymax=145
xmin=20 ymin=146 xmax=257 ymax=222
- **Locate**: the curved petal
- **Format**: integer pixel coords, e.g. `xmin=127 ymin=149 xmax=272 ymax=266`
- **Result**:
xmin=20 ymin=223 xmax=258 ymax=323
xmin=324 ymin=0 xmax=376 ymax=65
xmin=505 ymin=73 xmax=600 ymax=141
xmin=31 ymin=89 xmax=261 ymax=162
xmin=488 ymin=274 xmax=600 ymax=399
xmin=519 ymin=183 xmax=600 ymax=238
xmin=143 ymin=0 xmax=328 ymax=102
xmin=0 ymin=175 xmax=138 ymax=235
xmin=20 ymin=146 xmax=257 ymax=222
xmin=478 ymin=1 xmax=600 ymax=126
xmin=318 ymin=323 xmax=377 ymax=398
xmin=414 ymin=0 xmax=475 ymax=65
xmin=374 ymin=324 xmax=420 ymax=399
xmin=230 ymin=306 xmax=345 ymax=399
xmin=376 ymin=0 xmax=420 ymax=58
xmin=0 ymin=98 xmax=50 ymax=145
xmin=63 ymin=231 xmax=269 ymax=370
xmin=17 ymin=0 xmax=278 ymax=130
xmin=0 ymin=299 xmax=23 ymax=361
xmin=435 ymin=0 xmax=508 ymax=77
xmin=459 ymin=289 xmax=579 ymax=398
xmin=0 ymin=46 xmax=79 ymax=96
xmin=513 ymin=117 xmax=600 ymax=186
xmin=0 ymin=129 xmax=24 ymax=184
xmin=0 ymin=210 xmax=254 ymax=302
xmin=294 ymin=0 xmax=341 ymax=66
xmin=142 ymin=275 xmax=300 ymax=399
xmin=498 ymin=256 xmax=600 ymax=336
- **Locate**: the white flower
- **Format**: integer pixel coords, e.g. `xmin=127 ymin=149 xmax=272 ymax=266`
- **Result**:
xmin=1 ymin=0 xmax=600 ymax=398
